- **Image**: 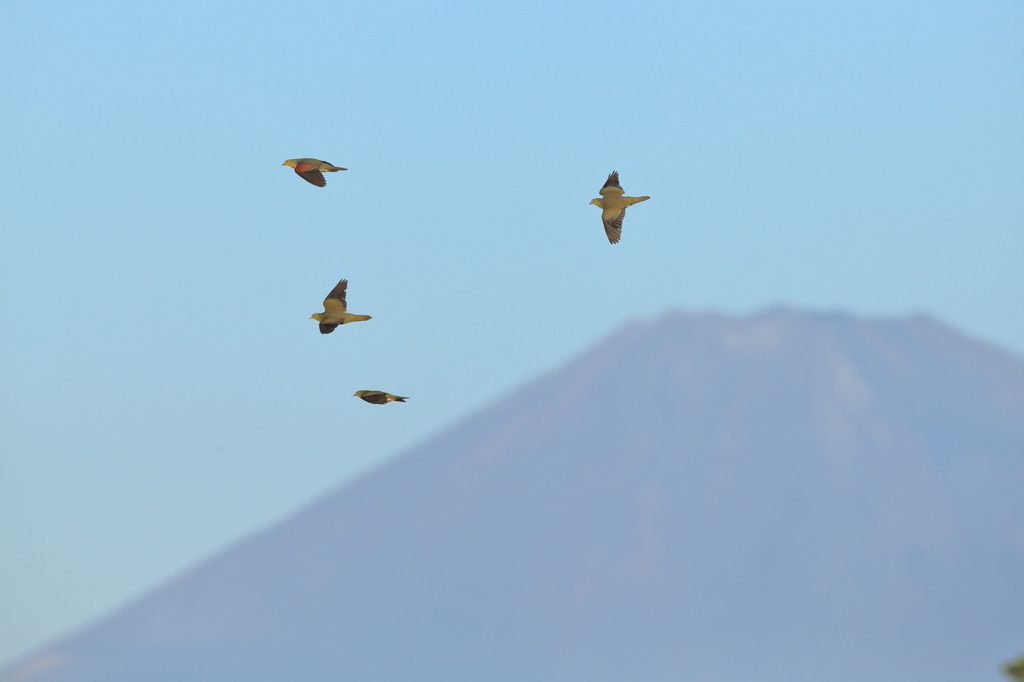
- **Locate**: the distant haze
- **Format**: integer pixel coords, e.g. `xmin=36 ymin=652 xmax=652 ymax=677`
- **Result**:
xmin=3 ymin=309 xmax=1023 ymax=682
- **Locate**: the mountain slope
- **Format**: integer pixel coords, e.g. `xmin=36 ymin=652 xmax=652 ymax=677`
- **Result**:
xmin=5 ymin=309 xmax=1024 ymax=682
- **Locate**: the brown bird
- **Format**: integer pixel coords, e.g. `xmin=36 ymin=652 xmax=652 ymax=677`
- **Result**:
xmin=282 ymin=158 xmax=347 ymax=187
xmin=589 ymin=171 xmax=650 ymax=244
xmin=354 ymin=391 xmax=409 ymax=404
xmin=310 ymin=279 xmax=371 ymax=334
xmin=1005 ymin=654 xmax=1024 ymax=682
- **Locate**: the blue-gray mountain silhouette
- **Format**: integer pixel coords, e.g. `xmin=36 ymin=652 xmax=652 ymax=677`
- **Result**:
xmin=4 ymin=309 xmax=1024 ymax=682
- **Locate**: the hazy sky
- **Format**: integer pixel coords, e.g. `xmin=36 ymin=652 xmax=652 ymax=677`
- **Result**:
xmin=1 ymin=0 xmax=1021 ymax=669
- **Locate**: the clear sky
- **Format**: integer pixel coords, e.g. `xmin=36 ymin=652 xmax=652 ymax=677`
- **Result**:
xmin=1 ymin=0 xmax=1021 ymax=669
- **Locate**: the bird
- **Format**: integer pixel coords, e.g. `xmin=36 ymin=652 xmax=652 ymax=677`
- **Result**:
xmin=589 ymin=171 xmax=650 ymax=244
xmin=310 ymin=279 xmax=371 ymax=334
xmin=1005 ymin=654 xmax=1024 ymax=682
xmin=354 ymin=391 xmax=409 ymax=404
xmin=282 ymin=158 xmax=347 ymax=187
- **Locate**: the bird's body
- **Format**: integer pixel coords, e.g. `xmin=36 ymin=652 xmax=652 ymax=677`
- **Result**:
xmin=310 ymin=279 xmax=371 ymax=334
xmin=589 ymin=171 xmax=650 ymax=244
xmin=1005 ymin=654 xmax=1024 ymax=682
xmin=283 ymin=158 xmax=347 ymax=187
xmin=354 ymin=390 xmax=409 ymax=404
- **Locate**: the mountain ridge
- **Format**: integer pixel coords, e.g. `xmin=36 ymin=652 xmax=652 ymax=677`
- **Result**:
xmin=4 ymin=308 xmax=1023 ymax=682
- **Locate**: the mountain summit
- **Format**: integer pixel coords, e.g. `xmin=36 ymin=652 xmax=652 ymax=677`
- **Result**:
xmin=5 ymin=309 xmax=1024 ymax=682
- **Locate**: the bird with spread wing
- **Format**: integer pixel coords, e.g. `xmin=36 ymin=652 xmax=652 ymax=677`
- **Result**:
xmin=589 ymin=171 xmax=650 ymax=244
xmin=354 ymin=391 xmax=409 ymax=404
xmin=282 ymin=158 xmax=347 ymax=187
xmin=1005 ymin=654 xmax=1024 ymax=682
xmin=310 ymin=279 xmax=371 ymax=334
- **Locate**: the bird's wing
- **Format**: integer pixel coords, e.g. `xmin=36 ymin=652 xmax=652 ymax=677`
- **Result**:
xmin=599 ymin=171 xmax=624 ymax=197
xmin=323 ymin=279 xmax=348 ymax=312
xmin=603 ymin=207 xmax=625 ymax=244
xmin=297 ymin=169 xmax=327 ymax=186
xmin=362 ymin=392 xmax=389 ymax=404
xmin=319 ymin=322 xmax=339 ymax=334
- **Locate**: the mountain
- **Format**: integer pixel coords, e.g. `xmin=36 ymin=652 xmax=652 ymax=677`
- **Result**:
xmin=4 ymin=309 xmax=1024 ymax=682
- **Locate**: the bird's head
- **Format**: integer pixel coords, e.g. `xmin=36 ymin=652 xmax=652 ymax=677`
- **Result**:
xmin=353 ymin=391 xmax=367 ymax=397
xmin=310 ymin=313 xmax=324 ymax=322
xmin=283 ymin=159 xmax=297 ymax=168
xmin=589 ymin=198 xmax=601 ymax=207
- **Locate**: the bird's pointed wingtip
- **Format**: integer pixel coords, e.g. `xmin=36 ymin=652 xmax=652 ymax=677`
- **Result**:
xmin=602 ymin=171 xmax=622 ymax=189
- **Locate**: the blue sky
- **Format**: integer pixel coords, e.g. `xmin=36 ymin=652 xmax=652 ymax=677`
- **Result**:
xmin=1 ymin=0 xmax=1021 ymax=669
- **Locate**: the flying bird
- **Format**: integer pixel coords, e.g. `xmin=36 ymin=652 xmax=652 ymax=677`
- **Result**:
xmin=310 ymin=279 xmax=371 ymax=334
xmin=354 ymin=390 xmax=409 ymax=404
xmin=589 ymin=171 xmax=650 ymax=244
xmin=1005 ymin=654 xmax=1024 ymax=682
xmin=282 ymin=158 xmax=347 ymax=187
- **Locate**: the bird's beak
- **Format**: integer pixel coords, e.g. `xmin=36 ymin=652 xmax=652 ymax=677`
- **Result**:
xmin=309 ymin=314 xmax=316 ymax=320
xmin=352 ymin=392 xmax=359 ymax=397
